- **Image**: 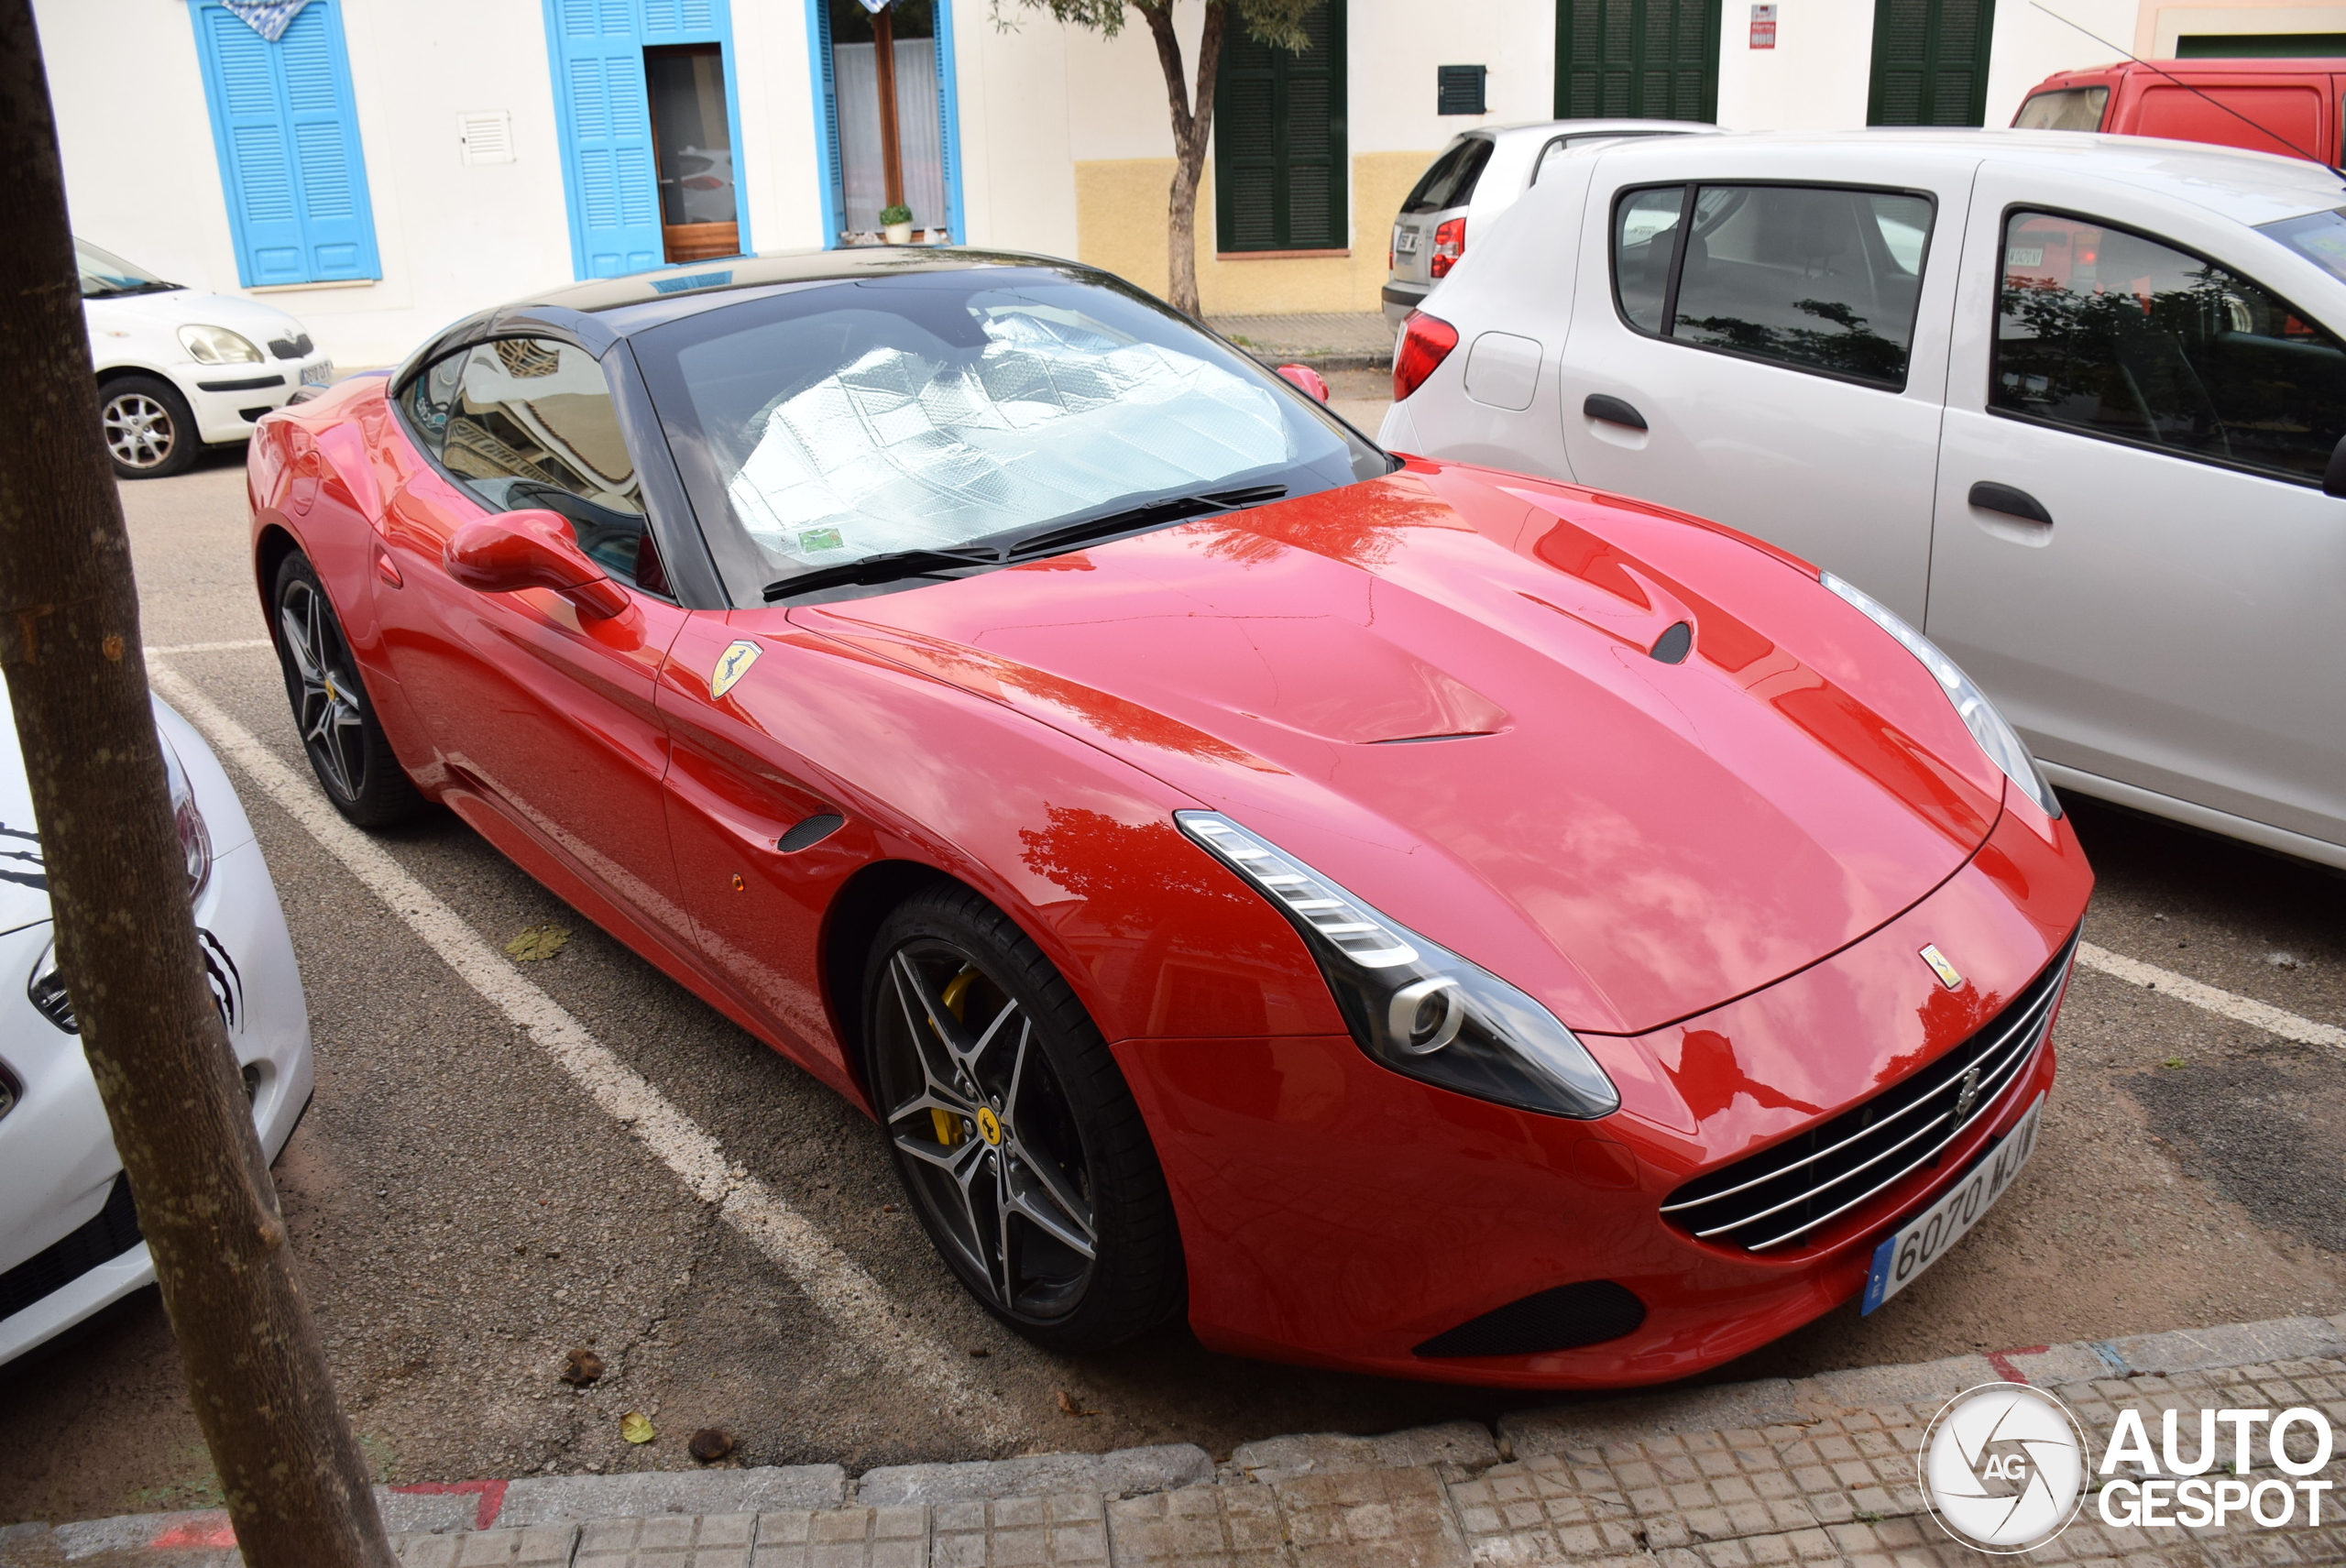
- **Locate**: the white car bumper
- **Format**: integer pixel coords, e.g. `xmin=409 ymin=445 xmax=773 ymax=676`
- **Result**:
xmin=182 ymin=352 xmax=334 ymax=445
xmin=0 ymin=740 xmax=312 ymax=1365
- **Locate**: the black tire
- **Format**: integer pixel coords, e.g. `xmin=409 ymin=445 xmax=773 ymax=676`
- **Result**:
xmin=271 ymin=553 xmax=424 ymax=828
xmin=100 ymin=375 xmax=201 ymax=480
xmin=862 ymin=883 xmax=1185 ymax=1350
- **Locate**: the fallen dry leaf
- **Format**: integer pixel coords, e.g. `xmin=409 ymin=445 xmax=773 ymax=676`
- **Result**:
xmin=506 ymin=924 xmax=571 ymax=961
xmin=1056 ymin=1389 xmax=1098 ymax=1417
xmin=620 ymin=1411 xmax=656 ymax=1444
xmin=688 ymin=1427 xmax=734 ymax=1464
xmin=560 ymin=1347 xmax=605 ymax=1386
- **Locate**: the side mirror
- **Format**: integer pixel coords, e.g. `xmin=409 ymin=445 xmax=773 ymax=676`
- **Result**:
xmin=444 ymin=509 xmax=629 ymax=619
xmin=2326 ymin=433 xmax=2346 ymax=499
xmin=1277 ymin=363 xmax=1331 ymax=403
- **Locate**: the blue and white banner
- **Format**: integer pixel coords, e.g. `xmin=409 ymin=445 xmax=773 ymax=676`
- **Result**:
xmin=213 ymin=0 xmax=316 ymax=42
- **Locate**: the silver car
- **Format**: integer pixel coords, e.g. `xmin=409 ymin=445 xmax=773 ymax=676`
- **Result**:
xmin=1384 ymin=120 xmax=1713 ymax=324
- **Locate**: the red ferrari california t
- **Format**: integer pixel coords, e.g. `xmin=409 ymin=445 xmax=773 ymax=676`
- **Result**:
xmin=248 ymin=249 xmax=2089 ymax=1388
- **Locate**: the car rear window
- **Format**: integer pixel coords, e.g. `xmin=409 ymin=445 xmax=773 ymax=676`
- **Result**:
xmin=1402 ymin=138 xmax=1496 ymax=214
xmin=2012 ymin=87 xmax=2109 ymax=131
xmin=629 ymin=267 xmax=1390 ymax=602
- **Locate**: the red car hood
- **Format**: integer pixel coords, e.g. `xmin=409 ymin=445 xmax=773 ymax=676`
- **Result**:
xmin=795 ymin=464 xmax=2006 ymax=1035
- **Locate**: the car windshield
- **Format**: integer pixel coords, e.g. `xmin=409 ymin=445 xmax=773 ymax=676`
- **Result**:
xmin=631 ymin=265 xmax=1392 ymax=603
xmin=2258 ymin=207 xmax=2346 ymax=284
xmin=2012 ymin=87 xmax=2109 ymax=131
xmin=75 ymin=239 xmax=180 ymax=298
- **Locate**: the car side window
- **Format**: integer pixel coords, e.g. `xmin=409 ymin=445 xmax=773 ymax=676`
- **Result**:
xmin=1994 ymin=210 xmax=2346 ymax=485
xmin=400 ymin=337 xmax=669 ymax=596
xmin=1610 ymin=183 xmax=1935 ymax=389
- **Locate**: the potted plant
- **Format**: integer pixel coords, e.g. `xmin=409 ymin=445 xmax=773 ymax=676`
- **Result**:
xmin=880 ymin=204 xmax=914 ymax=245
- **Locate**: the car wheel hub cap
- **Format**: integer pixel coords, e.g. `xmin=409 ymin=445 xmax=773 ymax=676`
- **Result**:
xmin=278 ymin=581 xmax=367 ymax=800
xmin=879 ymin=945 xmax=1098 ymax=1319
xmin=102 ymin=394 xmax=175 ymax=468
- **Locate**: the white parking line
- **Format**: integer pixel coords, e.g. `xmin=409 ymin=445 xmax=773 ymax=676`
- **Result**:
xmin=2077 ymin=942 xmax=2345 ymax=1051
xmin=145 ymin=639 xmax=273 ymax=655
xmin=145 ymin=658 xmax=1015 ymax=1440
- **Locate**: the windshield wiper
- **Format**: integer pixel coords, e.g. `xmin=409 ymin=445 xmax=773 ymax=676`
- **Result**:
xmin=994 ymin=484 xmax=1287 ymax=563
xmin=762 ymin=545 xmax=1000 ymax=602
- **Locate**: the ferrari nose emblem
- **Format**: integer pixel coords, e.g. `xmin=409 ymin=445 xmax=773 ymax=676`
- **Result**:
xmin=1952 ymin=1064 xmax=1983 ymax=1121
xmin=976 ymin=1106 xmax=1003 ymax=1146
xmin=709 ymin=639 xmax=762 ymax=699
xmin=1920 ymin=944 xmax=1964 ymax=990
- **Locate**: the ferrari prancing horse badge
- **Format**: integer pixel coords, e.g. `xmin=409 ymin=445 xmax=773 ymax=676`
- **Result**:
xmin=710 ymin=639 xmax=762 ymax=700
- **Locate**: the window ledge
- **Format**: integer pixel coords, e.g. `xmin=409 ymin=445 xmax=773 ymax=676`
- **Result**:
xmin=1214 ymin=248 xmax=1352 ymax=261
xmin=247 ymin=278 xmax=380 ymax=294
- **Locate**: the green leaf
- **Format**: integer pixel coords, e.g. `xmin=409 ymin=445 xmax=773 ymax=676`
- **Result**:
xmin=506 ymin=924 xmax=571 ymax=962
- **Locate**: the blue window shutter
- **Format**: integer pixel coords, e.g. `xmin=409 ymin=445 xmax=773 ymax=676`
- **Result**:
xmin=544 ymin=0 xmax=664 ymax=278
xmin=191 ymin=2 xmax=379 ymax=287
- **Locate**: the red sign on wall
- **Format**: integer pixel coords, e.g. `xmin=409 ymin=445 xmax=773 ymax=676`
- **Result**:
xmin=1750 ymin=4 xmax=1777 ymax=47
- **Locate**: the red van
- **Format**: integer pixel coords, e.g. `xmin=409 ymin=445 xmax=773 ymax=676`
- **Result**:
xmin=2013 ymin=58 xmax=2346 ymax=169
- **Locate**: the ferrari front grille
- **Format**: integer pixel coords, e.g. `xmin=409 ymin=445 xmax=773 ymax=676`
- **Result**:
xmin=1660 ymin=931 xmax=2079 ymax=1254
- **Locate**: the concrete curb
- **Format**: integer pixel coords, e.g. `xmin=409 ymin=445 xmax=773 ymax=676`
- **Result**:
xmin=9 ymin=1309 xmax=2344 ymax=1563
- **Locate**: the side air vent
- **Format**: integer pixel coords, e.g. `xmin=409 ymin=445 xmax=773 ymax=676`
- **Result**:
xmin=1650 ymin=621 xmax=1692 ymax=663
xmin=776 ymin=813 xmax=845 ymax=853
xmin=1413 ymin=1279 xmax=1647 ymax=1358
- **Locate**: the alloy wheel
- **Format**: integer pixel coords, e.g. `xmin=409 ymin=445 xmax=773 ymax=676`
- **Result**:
xmin=278 ymin=579 xmax=367 ymax=801
xmin=102 ymin=390 xmax=177 ymax=471
xmin=874 ymin=940 xmax=1098 ymax=1320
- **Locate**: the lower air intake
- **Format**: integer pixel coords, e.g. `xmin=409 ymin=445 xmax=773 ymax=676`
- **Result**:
xmin=1413 ymin=1280 xmax=1647 ymax=1358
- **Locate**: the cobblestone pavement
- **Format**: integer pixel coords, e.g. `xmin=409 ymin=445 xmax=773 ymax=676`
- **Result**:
xmin=16 ymin=1320 xmax=2346 ymax=1567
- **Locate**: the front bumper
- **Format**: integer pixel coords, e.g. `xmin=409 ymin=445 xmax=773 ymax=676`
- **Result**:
xmin=1120 ymin=799 xmax=2090 ymax=1387
xmin=185 ymin=352 xmax=334 ymax=445
xmin=0 ymin=834 xmax=312 ymax=1365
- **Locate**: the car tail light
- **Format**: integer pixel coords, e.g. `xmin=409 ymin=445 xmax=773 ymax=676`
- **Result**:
xmin=1429 ymin=217 xmax=1466 ymax=279
xmin=1392 ymin=311 xmax=1459 ymax=402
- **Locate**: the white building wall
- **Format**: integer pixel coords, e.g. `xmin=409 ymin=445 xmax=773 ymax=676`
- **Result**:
xmin=1351 ymin=0 xmax=1557 ymax=153
xmin=736 ymin=0 xmax=832 ymax=257
xmin=1716 ymin=0 xmax=1875 ymax=128
xmin=950 ymin=0 xmax=1082 ymax=257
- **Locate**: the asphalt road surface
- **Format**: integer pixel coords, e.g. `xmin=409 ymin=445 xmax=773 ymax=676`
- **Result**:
xmin=5 ymin=439 xmax=2342 ymax=1527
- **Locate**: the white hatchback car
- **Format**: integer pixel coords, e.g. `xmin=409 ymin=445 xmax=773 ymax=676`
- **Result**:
xmin=1384 ymin=130 xmax=2346 ymax=870
xmin=1 ymin=687 xmax=312 ymax=1365
xmin=81 ymin=238 xmax=334 ymax=481
xmin=1383 ymin=119 xmax=1712 ymax=323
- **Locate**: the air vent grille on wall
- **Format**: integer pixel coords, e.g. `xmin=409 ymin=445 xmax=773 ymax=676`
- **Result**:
xmin=458 ymin=110 xmax=516 ymax=166
xmin=1437 ymin=64 xmax=1487 ymax=115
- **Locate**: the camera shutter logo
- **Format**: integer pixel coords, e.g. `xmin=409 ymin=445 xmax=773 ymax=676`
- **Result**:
xmin=1919 ymin=1383 xmax=2088 ymax=1552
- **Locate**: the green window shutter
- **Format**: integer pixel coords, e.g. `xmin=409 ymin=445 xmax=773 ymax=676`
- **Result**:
xmin=1215 ymin=0 xmax=1347 ymax=254
xmin=1868 ymin=0 xmax=1995 ymax=126
xmin=1553 ymin=0 xmax=1720 ymax=122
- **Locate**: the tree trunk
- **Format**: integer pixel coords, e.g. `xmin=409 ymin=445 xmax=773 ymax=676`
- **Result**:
xmin=1144 ymin=0 xmax=1224 ymax=318
xmin=0 ymin=5 xmax=392 ymax=1564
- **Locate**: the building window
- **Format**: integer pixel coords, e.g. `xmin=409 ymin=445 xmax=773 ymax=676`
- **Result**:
xmin=1215 ymin=0 xmax=1347 ymax=254
xmin=1554 ymin=0 xmax=1721 ymax=122
xmin=188 ymin=0 xmax=380 ymax=288
xmin=817 ymin=0 xmax=958 ymax=241
xmin=543 ymin=0 xmax=751 ymax=280
xmin=1868 ymin=0 xmax=1995 ymax=126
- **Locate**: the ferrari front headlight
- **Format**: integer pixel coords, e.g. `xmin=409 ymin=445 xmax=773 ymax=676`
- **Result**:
xmin=1177 ymin=811 xmax=1620 ymax=1119
xmin=177 ymin=323 xmax=263 ymax=365
xmin=1820 ymin=572 xmax=2062 ymax=818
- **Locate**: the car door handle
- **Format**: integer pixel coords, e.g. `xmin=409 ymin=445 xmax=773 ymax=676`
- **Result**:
xmin=1968 ymin=482 xmax=2052 ymax=526
xmin=1584 ymin=394 xmax=1647 ymax=431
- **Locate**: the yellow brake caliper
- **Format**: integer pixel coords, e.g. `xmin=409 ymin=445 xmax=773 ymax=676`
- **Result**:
xmin=930 ymin=965 xmax=981 ymax=1147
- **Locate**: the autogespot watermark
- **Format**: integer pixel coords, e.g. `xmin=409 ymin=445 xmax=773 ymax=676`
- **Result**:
xmin=1917 ymin=1384 xmax=2337 ymax=1553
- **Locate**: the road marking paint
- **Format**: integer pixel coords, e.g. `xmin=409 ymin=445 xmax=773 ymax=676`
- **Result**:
xmin=146 ymin=659 xmax=1014 ymax=1439
xmin=145 ymin=639 xmax=272 ymax=655
xmin=2076 ymin=941 xmax=2345 ymax=1051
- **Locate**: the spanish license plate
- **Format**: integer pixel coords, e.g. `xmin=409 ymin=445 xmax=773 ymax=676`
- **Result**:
xmin=301 ymin=359 xmax=334 ymax=387
xmin=1860 ymin=1092 xmax=2045 ymax=1314
xmin=1393 ymin=227 xmax=1420 ymax=256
